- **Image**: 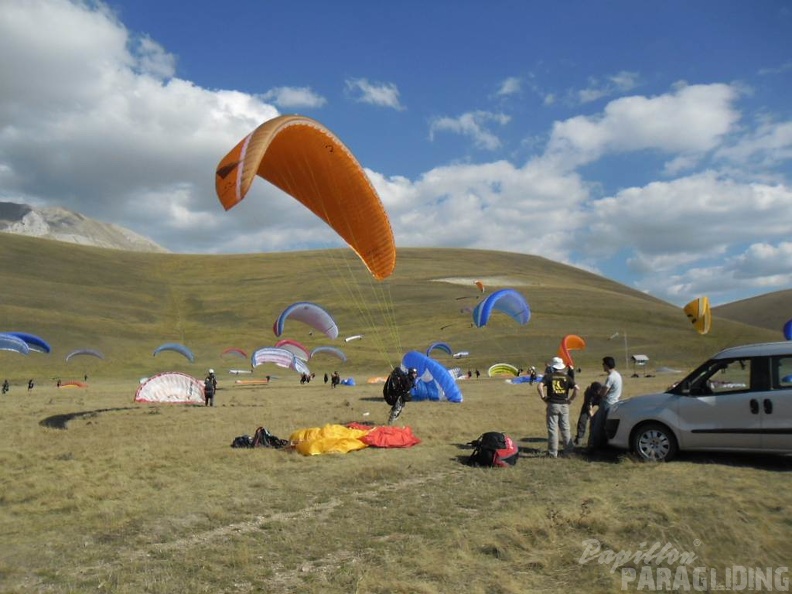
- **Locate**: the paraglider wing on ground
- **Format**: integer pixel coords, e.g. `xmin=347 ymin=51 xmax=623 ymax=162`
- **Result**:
xmin=134 ymin=372 xmax=204 ymax=404
xmin=402 ymin=350 xmax=463 ymax=403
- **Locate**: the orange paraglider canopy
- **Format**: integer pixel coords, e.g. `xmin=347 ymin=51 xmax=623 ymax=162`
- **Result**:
xmin=215 ymin=114 xmax=395 ymax=281
xmin=557 ymin=334 xmax=586 ymax=368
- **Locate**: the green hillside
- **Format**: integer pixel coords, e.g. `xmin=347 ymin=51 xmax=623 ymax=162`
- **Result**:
xmin=0 ymin=233 xmax=779 ymax=381
xmin=712 ymin=288 xmax=792 ymax=334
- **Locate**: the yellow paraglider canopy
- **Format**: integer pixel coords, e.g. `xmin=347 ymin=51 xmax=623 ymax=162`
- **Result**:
xmin=683 ymin=296 xmax=711 ymax=335
xmin=215 ymin=114 xmax=395 ymax=280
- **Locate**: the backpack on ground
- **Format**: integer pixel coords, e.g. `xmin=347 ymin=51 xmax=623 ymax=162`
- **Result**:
xmin=231 ymin=435 xmax=254 ymax=448
xmin=383 ymin=367 xmax=412 ymax=405
xmin=251 ymin=426 xmax=290 ymax=449
xmin=466 ymin=432 xmax=519 ymax=467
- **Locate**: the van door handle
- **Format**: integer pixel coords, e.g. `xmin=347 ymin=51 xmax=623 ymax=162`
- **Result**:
xmin=763 ymin=399 xmax=773 ymax=414
xmin=750 ymin=399 xmax=759 ymax=414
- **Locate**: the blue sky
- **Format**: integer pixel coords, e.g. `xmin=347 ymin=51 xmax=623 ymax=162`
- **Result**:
xmin=1 ymin=0 xmax=791 ymax=307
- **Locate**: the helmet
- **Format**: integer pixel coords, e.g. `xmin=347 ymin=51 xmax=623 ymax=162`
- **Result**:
xmin=208 ymin=369 xmax=214 ymax=374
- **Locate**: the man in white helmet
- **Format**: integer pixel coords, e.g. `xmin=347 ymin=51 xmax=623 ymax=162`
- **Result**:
xmin=537 ymin=356 xmax=579 ymax=457
xmin=204 ymin=369 xmax=217 ymax=406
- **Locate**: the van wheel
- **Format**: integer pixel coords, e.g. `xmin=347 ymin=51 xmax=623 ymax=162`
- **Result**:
xmin=631 ymin=423 xmax=678 ymax=462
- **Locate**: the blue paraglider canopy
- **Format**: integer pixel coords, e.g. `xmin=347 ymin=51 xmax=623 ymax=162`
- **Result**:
xmin=471 ymin=289 xmax=531 ymax=328
xmin=402 ymin=350 xmax=463 ymax=403
xmin=0 ymin=333 xmax=31 ymax=355
xmin=3 ymin=332 xmax=51 ymax=353
xmin=153 ymin=342 xmax=195 ymax=363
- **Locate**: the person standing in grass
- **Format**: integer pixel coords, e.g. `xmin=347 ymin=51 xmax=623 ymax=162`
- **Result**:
xmin=204 ymin=369 xmax=217 ymax=406
xmin=587 ymin=356 xmax=623 ymax=451
xmin=537 ymin=356 xmax=579 ymax=457
xmin=574 ymin=381 xmax=602 ymax=446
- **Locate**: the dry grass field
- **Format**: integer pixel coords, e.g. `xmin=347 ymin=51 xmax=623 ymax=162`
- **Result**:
xmin=2 ymin=376 xmax=790 ymax=593
xmin=0 ymin=233 xmax=790 ymax=593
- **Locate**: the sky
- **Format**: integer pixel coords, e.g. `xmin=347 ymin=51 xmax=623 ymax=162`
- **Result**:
xmin=1 ymin=0 xmax=791 ymax=307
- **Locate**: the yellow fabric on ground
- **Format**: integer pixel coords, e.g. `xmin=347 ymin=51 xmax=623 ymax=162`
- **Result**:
xmin=290 ymin=424 xmax=372 ymax=456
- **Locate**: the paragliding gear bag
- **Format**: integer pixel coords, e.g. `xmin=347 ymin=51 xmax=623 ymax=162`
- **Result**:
xmin=252 ymin=427 xmax=289 ymax=449
xmin=231 ymin=435 xmax=254 ymax=448
xmin=383 ymin=368 xmax=413 ymax=406
xmin=231 ymin=427 xmax=289 ymax=449
xmin=466 ymin=432 xmax=519 ymax=467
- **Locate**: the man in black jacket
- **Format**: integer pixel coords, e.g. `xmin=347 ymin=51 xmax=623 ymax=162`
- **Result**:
xmin=537 ymin=357 xmax=579 ymax=457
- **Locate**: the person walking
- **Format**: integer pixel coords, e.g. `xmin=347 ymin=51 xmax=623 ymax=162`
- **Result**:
xmin=537 ymin=356 xmax=579 ymax=457
xmin=385 ymin=367 xmax=418 ymax=425
xmin=204 ymin=369 xmax=217 ymax=406
xmin=588 ymin=356 xmax=623 ymax=451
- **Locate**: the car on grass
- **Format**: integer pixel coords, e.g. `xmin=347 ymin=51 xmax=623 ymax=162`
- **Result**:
xmin=605 ymin=342 xmax=792 ymax=461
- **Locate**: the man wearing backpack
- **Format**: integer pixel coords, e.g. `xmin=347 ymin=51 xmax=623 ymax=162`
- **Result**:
xmin=385 ymin=366 xmax=418 ymax=425
xmin=204 ymin=369 xmax=217 ymax=407
xmin=537 ymin=356 xmax=579 ymax=457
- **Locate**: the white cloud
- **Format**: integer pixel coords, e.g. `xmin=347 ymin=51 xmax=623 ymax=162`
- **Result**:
xmin=345 ymin=78 xmax=404 ymax=110
xmin=261 ymin=86 xmax=327 ymax=109
xmin=759 ymin=61 xmax=792 ymax=76
xmin=716 ymin=119 xmax=792 ymax=167
xmin=582 ymin=172 xmax=792 ymax=260
xmin=577 ymin=71 xmax=640 ymax=104
xmin=578 ymin=172 xmax=792 ymax=303
xmin=0 ymin=0 xmax=280 ymax=252
xmin=0 ymin=1 xmax=789 ymax=309
xmin=496 ymin=77 xmax=521 ymax=97
xmin=134 ymin=36 xmax=176 ymax=80
xmin=547 ymin=83 xmax=741 ymax=169
xmin=641 ymin=242 xmax=792 ymax=304
xmin=728 ymin=242 xmax=792 ymax=280
xmin=429 ymin=111 xmax=511 ymax=150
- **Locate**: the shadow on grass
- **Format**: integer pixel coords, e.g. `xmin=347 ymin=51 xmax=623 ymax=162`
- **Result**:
xmin=39 ymin=407 xmax=137 ymax=430
xmin=665 ymin=451 xmax=792 ymax=472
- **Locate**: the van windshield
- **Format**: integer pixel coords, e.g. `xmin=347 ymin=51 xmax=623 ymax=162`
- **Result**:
xmin=671 ymin=358 xmax=751 ymax=396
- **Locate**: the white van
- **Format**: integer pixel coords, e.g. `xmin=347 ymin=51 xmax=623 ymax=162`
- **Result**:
xmin=606 ymin=342 xmax=792 ymax=461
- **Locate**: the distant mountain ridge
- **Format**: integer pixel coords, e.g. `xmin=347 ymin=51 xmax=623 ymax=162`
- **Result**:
xmin=0 ymin=201 xmax=168 ymax=253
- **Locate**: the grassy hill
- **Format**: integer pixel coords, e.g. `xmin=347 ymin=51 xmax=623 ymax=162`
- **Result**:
xmin=712 ymin=288 xmax=792 ymax=335
xmin=1 ymin=233 xmax=790 ymax=594
xmin=0 ymin=233 xmax=780 ymax=382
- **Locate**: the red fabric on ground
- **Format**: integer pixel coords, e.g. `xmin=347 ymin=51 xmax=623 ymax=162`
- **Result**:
xmin=359 ymin=425 xmax=421 ymax=448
